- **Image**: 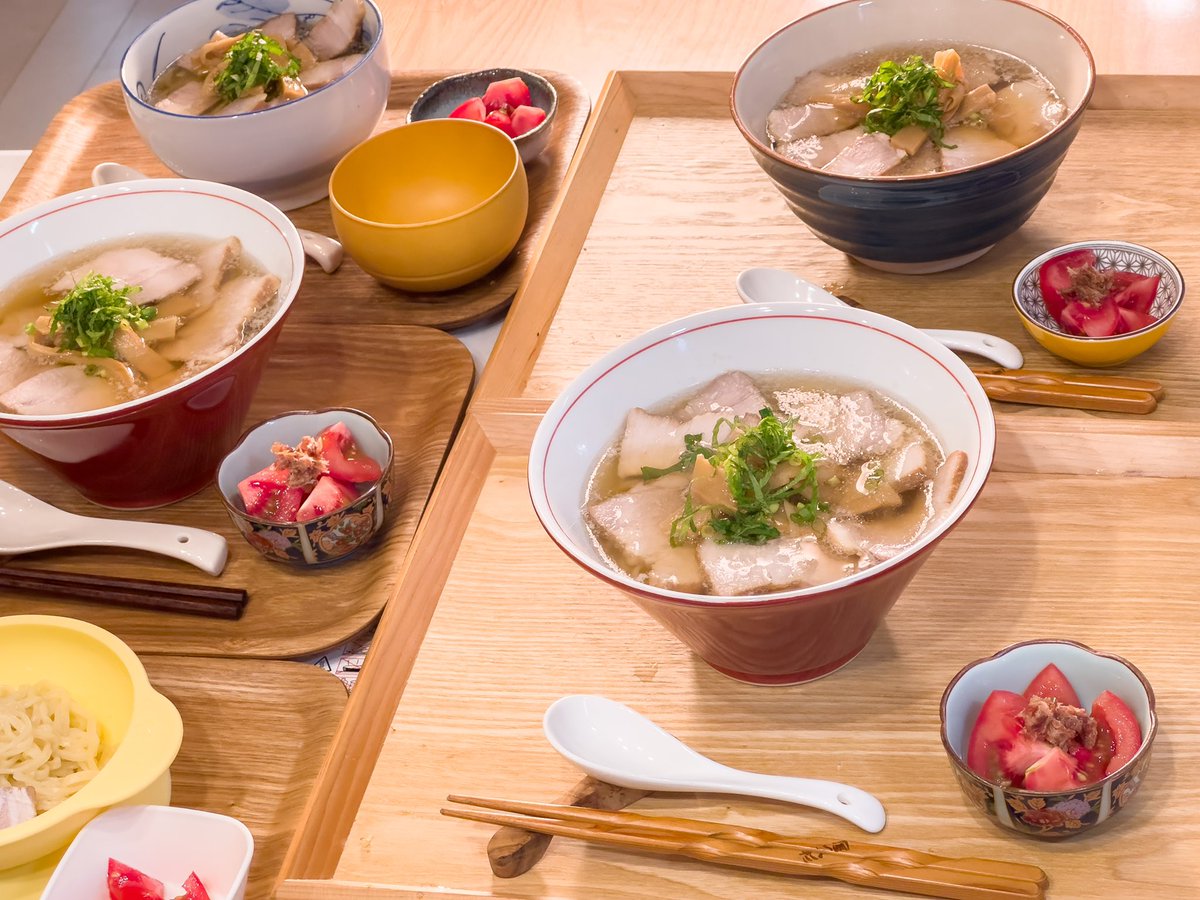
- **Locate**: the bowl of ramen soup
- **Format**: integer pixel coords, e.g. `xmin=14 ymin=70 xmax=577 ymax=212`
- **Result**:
xmin=121 ymin=0 xmax=390 ymax=210
xmin=0 ymin=179 xmax=304 ymax=508
xmin=0 ymin=616 xmax=182 ymax=875
xmin=529 ymin=303 xmax=995 ymax=685
xmin=731 ymin=0 xmax=1095 ymax=273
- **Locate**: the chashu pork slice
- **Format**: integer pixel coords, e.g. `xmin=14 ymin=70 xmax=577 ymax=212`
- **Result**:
xmin=776 ymin=388 xmax=906 ymax=465
xmin=52 ymin=248 xmax=201 ymax=305
xmin=588 ymin=472 xmax=703 ymax=593
xmin=0 ymin=366 xmax=120 ymax=416
xmin=0 ymin=342 xmax=45 ymax=395
xmin=157 ymin=273 xmax=280 ymax=365
xmin=823 ymin=132 xmax=906 ymax=177
xmin=301 ymin=54 xmax=364 ymax=89
xmin=698 ymin=535 xmax=853 ymax=596
xmin=304 ymin=0 xmax=365 ymax=60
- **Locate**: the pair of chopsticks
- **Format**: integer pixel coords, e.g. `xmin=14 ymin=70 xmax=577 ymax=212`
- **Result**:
xmin=0 ymin=565 xmax=248 ymax=619
xmin=444 ymin=796 xmax=1048 ymax=899
xmin=971 ymin=366 xmax=1164 ymax=414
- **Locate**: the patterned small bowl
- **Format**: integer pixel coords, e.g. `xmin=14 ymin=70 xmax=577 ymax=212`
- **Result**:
xmin=941 ymin=639 xmax=1156 ymax=839
xmin=407 ymin=67 xmax=557 ymax=164
xmin=216 ymin=408 xmax=394 ymax=565
xmin=1013 ymin=241 xmax=1184 ymax=367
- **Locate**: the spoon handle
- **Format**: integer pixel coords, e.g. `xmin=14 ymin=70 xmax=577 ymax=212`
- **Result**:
xmin=57 ymin=518 xmax=228 ymax=575
xmin=706 ymin=770 xmax=886 ymax=834
xmin=921 ymin=329 xmax=1024 ymax=370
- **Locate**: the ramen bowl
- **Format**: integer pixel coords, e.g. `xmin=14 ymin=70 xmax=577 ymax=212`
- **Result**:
xmin=329 ymin=119 xmax=529 ymax=292
xmin=941 ymin=639 xmax=1156 ymax=837
xmin=731 ymin=0 xmax=1095 ymax=273
xmin=0 ymin=616 xmax=183 ymax=874
xmin=1013 ymin=241 xmax=1184 ymax=367
xmin=407 ymin=67 xmax=558 ymax=164
xmin=120 ymin=0 xmax=390 ymax=210
xmin=0 ymin=179 xmax=305 ymax=508
xmin=528 ymin=303 xmax=995 ymax=685
xmin=216 ymin=407 xmax=394 ymax=565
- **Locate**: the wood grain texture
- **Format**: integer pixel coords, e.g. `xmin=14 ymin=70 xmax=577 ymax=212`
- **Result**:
xmin=145 ymin=656 xmax=347 ymax=900
xmin=0 ymin=72 xmax=590 ymax=331
xmin=0 ymin=323 xmax=472 ymax=657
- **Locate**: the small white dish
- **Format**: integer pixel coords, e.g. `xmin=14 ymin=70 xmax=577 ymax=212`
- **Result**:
xmin=41 ymin=805 xmax=253 ymax=900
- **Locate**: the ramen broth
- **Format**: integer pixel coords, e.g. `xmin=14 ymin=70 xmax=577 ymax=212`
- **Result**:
xmin=768 ymin=42 xmax=1067 ymax=176
xmin=0 ymin=235 xmax=280 ymax=416
xmin=585 ymin=372 xmax=968 ymax=596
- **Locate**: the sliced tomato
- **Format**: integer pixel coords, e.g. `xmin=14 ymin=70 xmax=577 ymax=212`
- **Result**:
xmin=108 ymin=859 xmax=165 ymax=900
xmin=237 ymin=464 xmax=306 ymax=523
xmin=484 ymin=108 xmax=516 ymax=136
xmin=1060 ymin=298 xmax=1122 ymax=337
xmin=297 ymin=475 xmax=357 ymax=522
xmin=1092 ymin=690 xmax=1143 ymax=775
xmin=177 ymin=872 xmax=211 ymax=900
xmin=1117 ymin=306 xmax=1158 ymax=333
xmin=1022 ymin=663 xmax=1082 ymax=707
xmin=966 ymin=690 xmax=1026 ymax=782
xmin=1073 ymin=720 xmax=1115 ymax=784
xmin=319 ymin=422 xmax=383 ymax=484
xmin=510 ymin=104 xmax=547 ymax=137
xmin=1111 ymin=273 xmax=1160 ymax=315
xmin=482 ymin=76 xmax=532 ymax=112
xmin=449 ymin=97 xmax=486 ymax=121
xmin=1039 ymin=248 xmax=1097 ymax=321
xmin=1022 ymin=746 xmax=1081 ymax=791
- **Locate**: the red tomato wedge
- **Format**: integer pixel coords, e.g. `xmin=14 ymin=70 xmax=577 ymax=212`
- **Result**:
xmin=1117 ymin=306 xmax=1158 ymax=333
xmin=1060 ymin=298 xmax=1122 ymax=337
xmin=296 ymin=475 xmax=357 ymax=522
xmin=966 ymin=690 xmax=1026 ymax=782
xmin=510 ymin=104 xmax=547 ymax=137
xmin=178 ymin=872 xmax=211 ymax=900
xmin=1092 ymin=690 xmax=1143 ymax=775
xmin=1039 ymin=248 xmax=1096 ymax=321
xmin=1022 ymin=663 xmax=1082 ymax=707
xmin=1022 ymin=746 xmax=1080 ymax=791
xmin=1111 ymin=272 xmax=1160 ymax=315
xmin=449 ymin=97 xmax=486 ymax=121
xmin=319 ymin=422 xmax=383 ymax=484
xmin=482 ymin=76 xmax=532 ymax=112
xmin=237 ymin=464 xmax=306 ymax=523
xmin=108 ymin=859 xmax=165 ymax=900
xmin=484 ymin=108 xmax=516 ymax=136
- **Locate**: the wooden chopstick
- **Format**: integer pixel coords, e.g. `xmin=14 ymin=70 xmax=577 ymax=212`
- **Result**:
xmin=969 ymin=366 xmax=1165 ymax=398
xmin=0 ymin=565 xmax=248 ymax=619
xmin=444 ymin=795 xmax=1047 ymax=900
xmin=973 ymin=374 xmax=1158 ymax=414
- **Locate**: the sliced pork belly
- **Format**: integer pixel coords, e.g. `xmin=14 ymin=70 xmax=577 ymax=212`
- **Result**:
xmin=0 ymin=343 xmax=45 ymax=395
xmin=776 ymin=388 xmax=906 ymax=465
xmin=260 ymin=12 xmax=298 ymax=44
xmin=304 ymin=0 xmax=365 ymax=60
xmin=698 ymin=535 xmax=852 ymax=595
xmin=52 ymin=248 xmax=201 ymax=305
xmin=891 ymin=138 xmax=942 ymax=177
xmin=588 ymin=473 xmax=703 ymax=592
xmin=988 ymin=81 xmax=1065 ymax=146
xmin=301 ymin=54 xmax=363 ymax=89
xmin=940 ymin=126 xmax=1018 ymax=170
xmin=767 ymin=103 xmax=863 ymax=143
xmin=0 ymin=366 xmax=120 ymax=415
xmin=154 ymin=78 xmax=218 ymax=116
xmin=678 ymin=371 xmax=766 ymax=419
xmin=886 ymin=441 xmax=931 ymax=492
xmin=157 ymin=237 xmax=242 ymax=319
xmin=932 ymin=450 xmax=969 ymax=512
xmin=221 ymin=86 xmax=270 ymax=115
xmin=781 ymin=71 xmax=868 ymax=108
xmin=778 ymin=127 xmax=864 ymax=168
xmin=158 ymin=273 xmax=279 ymax=365
xmin=823 ymin=132 xmax=906 ymax=177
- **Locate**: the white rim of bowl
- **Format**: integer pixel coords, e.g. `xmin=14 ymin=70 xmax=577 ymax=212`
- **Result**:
xmin=119 ymin=0 xmax=385 ymax=121
xmin=0 ymin=179 xmax=305 ymax=424
xmin=528 ymin=302 xmax=997 ymax=607
xmin=1012 ymin=240 xmax=1186 ymax=341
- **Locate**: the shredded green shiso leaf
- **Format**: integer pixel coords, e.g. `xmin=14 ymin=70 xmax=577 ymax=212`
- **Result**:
xmin=213 ymin=30 xmax=301 ymax=103
xmin=854 ymin=55 xmax=958 ymax=148
xmin=39 ymin=272 xmax=155 ymax=358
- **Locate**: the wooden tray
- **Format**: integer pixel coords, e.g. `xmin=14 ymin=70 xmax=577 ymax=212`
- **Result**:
xmin=6 ymin=656 xmax=346 ymax=900
xmin=276 ymin=72 xmax=1200 ymax=898
xmin=0 ymin=71 xmax=590 ymax=331
xmin=0 ymin=322 xmax=472 ymax=658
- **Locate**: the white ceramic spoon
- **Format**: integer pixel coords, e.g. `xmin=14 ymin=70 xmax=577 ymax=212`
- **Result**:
xmin=543 ymin=695 xmax=886 ymax=833
xmin=90 ymin=162 xmax=344 ymax=274
xmin=0 ymin=480 xmax=227 ymax=575
xmin=736 ymin=267 xmax=1024 ymax=370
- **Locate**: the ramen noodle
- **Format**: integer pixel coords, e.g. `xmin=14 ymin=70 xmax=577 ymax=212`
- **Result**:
xmin=0 ymin=682 xmax=102 ymax=814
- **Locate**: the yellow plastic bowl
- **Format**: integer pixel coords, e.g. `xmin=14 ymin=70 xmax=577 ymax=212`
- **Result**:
xmin=329 ymin=118 xmax=529 ymax=292
xmin=1013 ymin=241 xmax=1184 ymax=367
xmin=0 ymin=616 xmax=182 ymax=872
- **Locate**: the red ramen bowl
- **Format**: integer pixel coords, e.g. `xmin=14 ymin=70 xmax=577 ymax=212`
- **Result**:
xmin=0 ymin=180 xmax=304 ymax=508
xmin=527 ymin=303 xmax=996 ymax=685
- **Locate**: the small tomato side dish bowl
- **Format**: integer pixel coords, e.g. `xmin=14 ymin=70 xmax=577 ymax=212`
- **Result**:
xmin=527 ymin=303 xmax=995 ymax=685
xmin=0 ymin=180 xmax=304 ymax=509
xmin=217 ymin=408 xmax=394 ymax=565
xmin=941 ymin=639 xmax=1156 ymax=838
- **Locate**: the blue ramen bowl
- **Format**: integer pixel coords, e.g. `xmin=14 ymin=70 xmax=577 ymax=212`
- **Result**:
xmin=731 ymin=0 xmax=1095 ymax=273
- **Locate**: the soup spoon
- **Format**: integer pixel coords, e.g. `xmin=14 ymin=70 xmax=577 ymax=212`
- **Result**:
xmin=736 ymin=267 xmax=1024 ymax=370
xmin=90 ymin=162 xmax=344 ymax=274
xmin=543 ymin=695 xmax=886 ymax=833
xmin=0 ymin=481 xmax=227 ymax=575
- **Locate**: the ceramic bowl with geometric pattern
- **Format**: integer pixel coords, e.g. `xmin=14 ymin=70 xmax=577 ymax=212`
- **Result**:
xmin=1013 ymin=241 xmax=1184 ymax=367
